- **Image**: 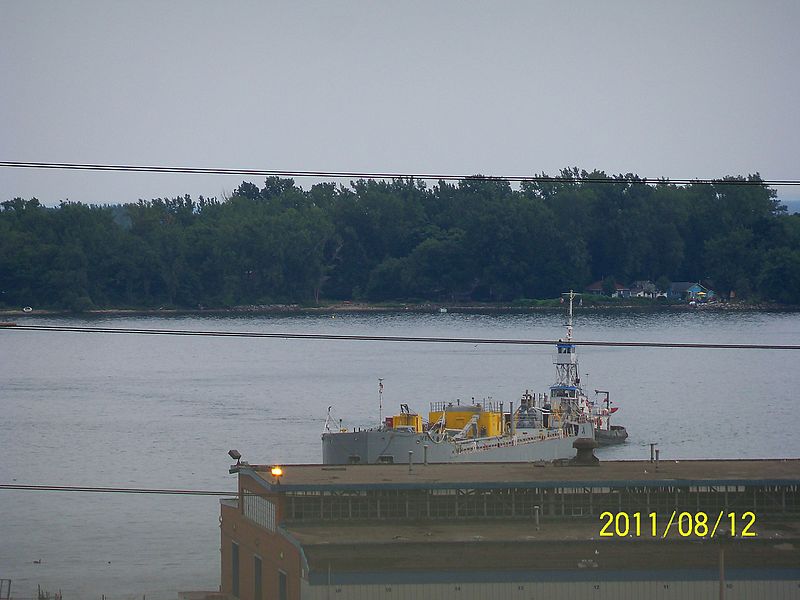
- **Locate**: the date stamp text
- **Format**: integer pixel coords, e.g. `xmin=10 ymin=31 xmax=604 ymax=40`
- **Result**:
xmin=599 ymin=511 xmax=757 ymax=538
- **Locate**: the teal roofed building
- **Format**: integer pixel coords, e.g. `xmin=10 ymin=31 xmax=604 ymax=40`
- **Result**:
xmin=667 ymin=282 xmax=716 ymax=302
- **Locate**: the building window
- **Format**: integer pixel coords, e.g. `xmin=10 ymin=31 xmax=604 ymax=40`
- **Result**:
xmin=278 ymin=570 xmax=288 ymax=600
xmin=231 ymin=542 xmax=239 ymax=598
xmin=244 ymin=494 xmax=277 ymax=532
xmin=254 ymin=556 xmax=262 ymax=600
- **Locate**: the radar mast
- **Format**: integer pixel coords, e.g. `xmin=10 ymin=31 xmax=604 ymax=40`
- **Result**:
xmin=554 ymin=290 xmax=580 ymax=387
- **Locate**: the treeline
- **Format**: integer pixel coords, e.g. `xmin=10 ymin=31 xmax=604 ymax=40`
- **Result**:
xmin=1 ymin=169 xmax=799 ymax=310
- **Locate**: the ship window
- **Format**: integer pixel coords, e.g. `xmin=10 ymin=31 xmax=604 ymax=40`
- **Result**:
xmin=378 ymin=455 xmax=394 ymax=464
xmin=243 ymin=494 xmax=276 ymax=531
xmin=348 ymin=455 xmax=361 ymax=464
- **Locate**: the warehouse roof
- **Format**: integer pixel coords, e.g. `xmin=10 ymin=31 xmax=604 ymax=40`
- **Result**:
xmin=237 ymin=459 xmax=800 ymax=492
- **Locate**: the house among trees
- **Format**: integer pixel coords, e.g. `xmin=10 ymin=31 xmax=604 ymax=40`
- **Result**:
xmin=667 ymin=282 xmax=716 ymax=302
xmin=629 ymin=280 xmax=657 ymax=298
xmin=584 ymin=280 xmax=631 ymax=298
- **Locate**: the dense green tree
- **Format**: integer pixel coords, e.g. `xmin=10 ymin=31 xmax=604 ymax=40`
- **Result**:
xmin=404 ymin=229 xmax=471 ymax=299
xmin=2 ymin=171 xmax=799 ymax=310
xmin=759 ymin=248 xmax=800 ymax=304
xmin=704 ymin=227 xmax=763 ymax=297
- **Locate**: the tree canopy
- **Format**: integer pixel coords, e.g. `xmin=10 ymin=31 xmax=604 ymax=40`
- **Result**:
xmin=1 ymin=170 xmax=797 ymax=310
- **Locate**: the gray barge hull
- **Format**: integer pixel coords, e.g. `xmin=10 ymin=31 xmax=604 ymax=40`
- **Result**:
xmin=322 ymin=422 xmax=594 ymax=464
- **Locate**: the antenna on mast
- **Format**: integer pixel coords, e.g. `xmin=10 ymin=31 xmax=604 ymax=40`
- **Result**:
xmin=565 ymin=290 xmax=575 ymax=341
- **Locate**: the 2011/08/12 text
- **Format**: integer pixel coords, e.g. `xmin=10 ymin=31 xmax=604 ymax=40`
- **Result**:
xmin=599 ymin=511 xmax=757 ymax=538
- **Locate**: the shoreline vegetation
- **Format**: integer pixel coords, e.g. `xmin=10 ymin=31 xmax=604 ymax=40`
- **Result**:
xmin=1 ymin=297 xmax=796 ymax=318
xmin=3 ymin=170 xmax=799 ymax=312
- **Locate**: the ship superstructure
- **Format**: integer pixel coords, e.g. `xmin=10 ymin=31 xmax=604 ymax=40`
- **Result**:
xmin=549 ymin=291 xmax=628 ymax=444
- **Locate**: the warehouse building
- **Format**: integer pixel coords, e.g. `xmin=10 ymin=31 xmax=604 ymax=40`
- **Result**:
xmin=220 ymin=459 xmax=800 ymax=599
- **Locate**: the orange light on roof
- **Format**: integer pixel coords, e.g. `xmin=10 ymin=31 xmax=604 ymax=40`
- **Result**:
xmin=271 ymin=466 xmax=283 ymax=477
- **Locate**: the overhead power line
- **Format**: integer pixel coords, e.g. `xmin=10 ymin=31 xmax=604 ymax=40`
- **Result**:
xmin=3 ymin=324 xmax=799 ymax=350
xmin=0 ymin=483 xmax=235 ymax=496
xmin=0 ymin=161 xmax=797 ymax=186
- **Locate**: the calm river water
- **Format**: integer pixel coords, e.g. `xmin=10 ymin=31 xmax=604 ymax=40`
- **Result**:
xmin=2 ymin=310 xmax=799 ymax=598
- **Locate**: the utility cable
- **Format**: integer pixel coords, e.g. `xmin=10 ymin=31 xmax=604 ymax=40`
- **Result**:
xmin=0 ymin=483 xmax=308 ymax=497
xmin=3 ymin=323 xmax=799 ymax=350
xmin=0 ymin=483 xmax=235 ymax=496
xmin=0 ymin=161 xmax=796 ymax=186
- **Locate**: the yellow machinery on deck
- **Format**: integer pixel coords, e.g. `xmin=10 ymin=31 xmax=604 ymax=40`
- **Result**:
xmin=386 ymin=401 xmax=505 ymax=439
xmin=386 ymin=404 xmax=423 ymax=432
xmin=428 ymin=401 xmax=504 ymax=438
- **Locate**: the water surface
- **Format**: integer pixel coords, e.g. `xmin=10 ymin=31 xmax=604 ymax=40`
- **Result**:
xmin=2 ymin=310 xmax=799 ymax=598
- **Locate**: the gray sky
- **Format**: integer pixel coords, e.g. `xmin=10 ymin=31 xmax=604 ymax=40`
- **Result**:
xmin=2 ymin=1 xmax=799 ymax=206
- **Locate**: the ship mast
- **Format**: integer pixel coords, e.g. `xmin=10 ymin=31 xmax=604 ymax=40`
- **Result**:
xmin=554 ymin=290 xmax=580 ymax=388
xmin=566 ymin=289 xmax=574 ymax=342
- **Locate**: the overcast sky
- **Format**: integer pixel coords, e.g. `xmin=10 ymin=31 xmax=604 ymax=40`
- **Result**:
xmin=2 ymin=1 xmax=799 ymax=207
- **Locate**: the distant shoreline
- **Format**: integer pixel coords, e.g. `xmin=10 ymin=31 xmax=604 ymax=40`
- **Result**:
xmin=1 ymin=300 xmax=797 ymax=318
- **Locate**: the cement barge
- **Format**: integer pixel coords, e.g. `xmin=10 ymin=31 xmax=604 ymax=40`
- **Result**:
xmin=322 ymin=292 xmax=627 ymax=465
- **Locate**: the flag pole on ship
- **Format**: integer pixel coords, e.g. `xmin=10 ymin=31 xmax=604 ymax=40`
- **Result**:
xmin=378 ymin=378 xmax=384 ymax=427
